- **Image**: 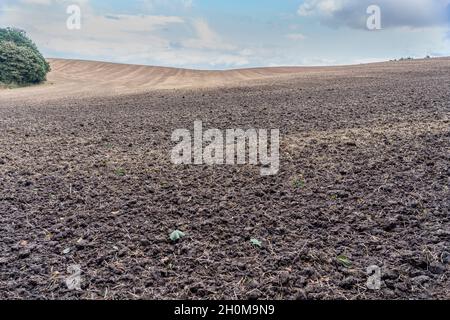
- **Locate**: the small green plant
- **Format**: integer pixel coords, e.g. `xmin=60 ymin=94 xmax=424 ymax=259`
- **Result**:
xmin=337 ymin=255 xmax=352 ymax=268
xmin=250 ymin=238 xmax=262 ymax=248
xmin=292 ymin=177 xmax=306 ymax=189
xmin=169 ymin=230 xmax=186 ymax=242
xmin=114 ymin=168 xmax=126 ymax=176
xmin=330 ymin=194 xmax=338 ymax=201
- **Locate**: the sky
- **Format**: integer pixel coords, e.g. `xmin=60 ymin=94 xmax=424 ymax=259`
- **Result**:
xmin=1 ymin=0 xmax=449 ymax=69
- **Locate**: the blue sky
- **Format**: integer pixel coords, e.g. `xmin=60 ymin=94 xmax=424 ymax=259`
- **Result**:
xmin=1 ymin=0 xmax=449 ymax=69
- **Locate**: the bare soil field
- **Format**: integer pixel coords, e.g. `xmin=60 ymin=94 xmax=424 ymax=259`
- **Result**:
xmin=0 ymin=58 xmax=449 ymax=299
xmin=0 ymin=58 xmax=316 ymax=102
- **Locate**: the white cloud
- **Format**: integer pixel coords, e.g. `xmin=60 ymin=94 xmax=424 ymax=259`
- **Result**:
xmin=182 ymin=19 xmax=236 ymax=50
xmin=139 ymin=0 xmax=194 ymax=11
xmin=0 ymin=0 xmax=248 ymax=68
xmin=298 ymin=0 xmax=450 ymax=29
xmin=20 ymin=0 xmax=53 ymax=5
xmin=299 ymin=0 xmax=342 ymax=17
xmin=2 ymin=0 xmax=449 ymax=68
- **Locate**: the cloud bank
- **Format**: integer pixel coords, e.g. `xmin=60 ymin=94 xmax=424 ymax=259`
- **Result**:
xmin=0 ymin=0 xmax=249 ymax=68
xmin=298 ymin=0 xmax=450 ymax=29
xmin=0 ymin=0 xmax=449 ymax=68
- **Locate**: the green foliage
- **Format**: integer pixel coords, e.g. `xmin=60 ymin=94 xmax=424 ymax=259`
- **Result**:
xmin=170 ymin=230 xmax=186 ymax=242
xmin=337 ymin=255 xmax=352 ymax=268
xmin=250 ymin=238 xmax=262 ymax=248
xmin=0 ymin=27 xmax=50 ymax=85
xmin=0 ymin=27 xmax=38 ymax=51
xmin=114 ymin=168 xmax=126 ymax=176
xmin=293 ymin=179 xmax=305 ymax=189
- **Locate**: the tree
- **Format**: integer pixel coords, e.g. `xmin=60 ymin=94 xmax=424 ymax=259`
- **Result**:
xmin=0 ymin=27 xmax=50 ymax=85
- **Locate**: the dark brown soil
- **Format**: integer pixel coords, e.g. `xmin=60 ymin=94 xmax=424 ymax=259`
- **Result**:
xmin=0 ymin=59 xmax=449 ymax=299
